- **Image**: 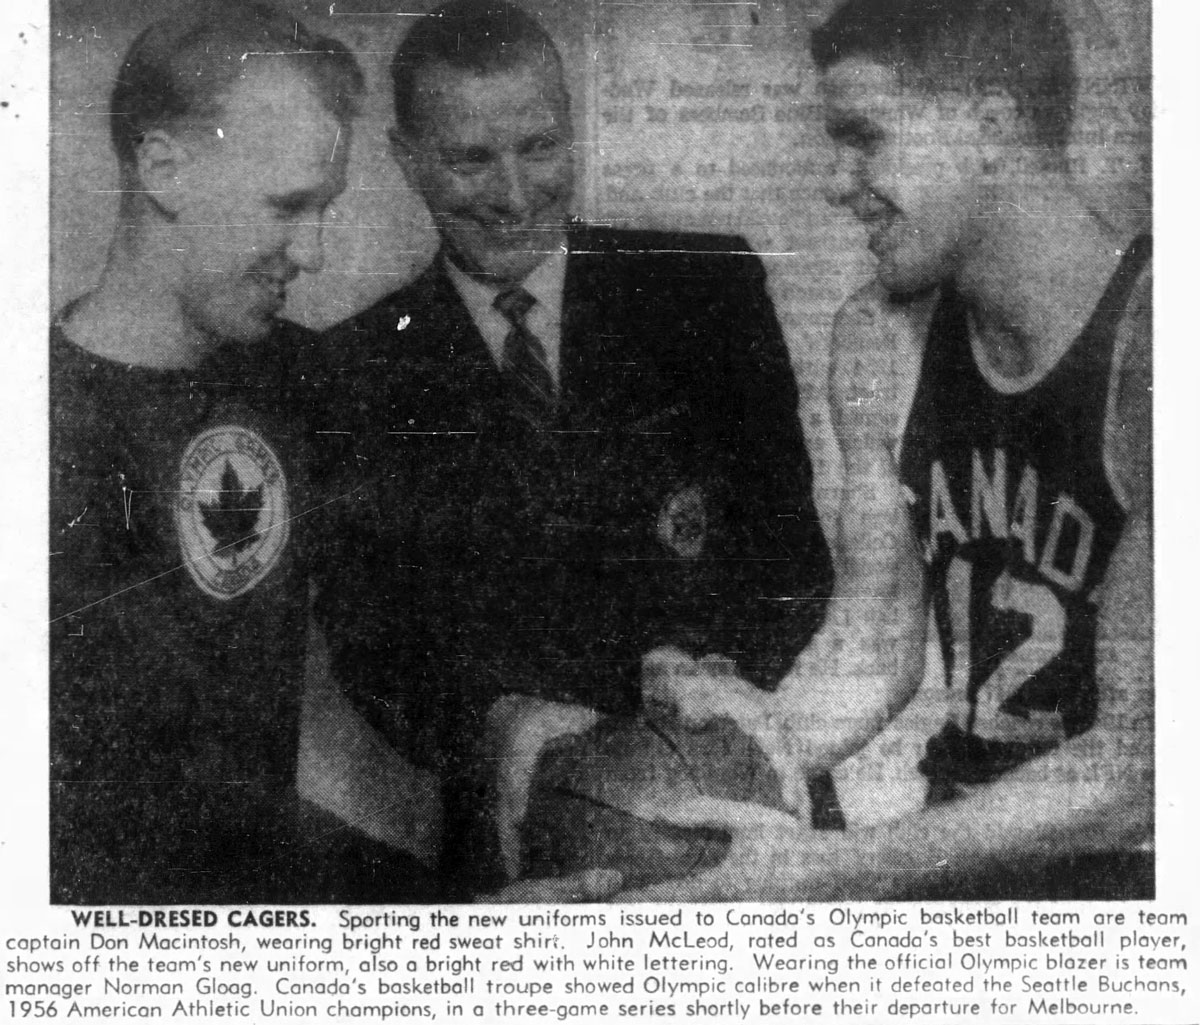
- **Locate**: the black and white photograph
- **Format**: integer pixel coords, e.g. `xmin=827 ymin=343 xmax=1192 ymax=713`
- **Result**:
xmin=42 ymin=0 xmax=1154 ymax=913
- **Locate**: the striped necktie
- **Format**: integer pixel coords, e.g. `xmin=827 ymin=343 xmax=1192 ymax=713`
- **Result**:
xmin=494 ymin=287 xmax=555 ymax=412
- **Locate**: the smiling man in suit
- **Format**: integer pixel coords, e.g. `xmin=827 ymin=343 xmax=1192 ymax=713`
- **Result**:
xmin=313 ymin=0 xmax=833 ymax=896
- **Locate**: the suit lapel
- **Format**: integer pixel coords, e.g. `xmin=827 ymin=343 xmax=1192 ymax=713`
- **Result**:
xmin=421 ymin=259 xmax=497 ymax=373
xmin=398 ymin=258 xmax=510 ymax=416
xmin=560 ymin=224 xmax=616 ymax=408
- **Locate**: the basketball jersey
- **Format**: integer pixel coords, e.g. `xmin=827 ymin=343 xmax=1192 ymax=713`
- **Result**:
xmin=897 ymin=237 xmax=1150 ymax=797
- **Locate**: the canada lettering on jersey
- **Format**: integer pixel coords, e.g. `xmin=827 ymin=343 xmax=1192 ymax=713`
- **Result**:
xmin=924 ymin=447 xmax=1095 ymax=594
xmin=911 ymin=445 xmax=1110 ymax=763
xmin=898 ymin=247 xmax=1147 ymax=789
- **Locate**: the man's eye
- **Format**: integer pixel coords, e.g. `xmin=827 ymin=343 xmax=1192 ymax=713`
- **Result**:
xmin=270 ymin=203 xmax=305 ymax=220
xmin=856 ymin=133 xmax=883 ymax=154
xmin=524 ymin=136 xmax=560 ymax=160
xmin=446 ymin=150 xmax=492 ymax=174
xmin=836 ymin=133 xmax=872 ymax=153
xmin=828 ymin=121 xmax=884 ymax=154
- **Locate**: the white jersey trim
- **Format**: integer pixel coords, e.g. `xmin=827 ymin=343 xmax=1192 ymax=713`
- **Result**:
xmin=1101 ymin=287 xmax=1145 ymax=515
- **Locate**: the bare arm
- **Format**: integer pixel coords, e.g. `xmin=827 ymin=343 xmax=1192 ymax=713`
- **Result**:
xmin=650 ymin=284 xmax=933 ymax=803
xmin=625 ymin=278 xmax=1153 ymax=902
xmin=623 ymin=511 xmax=1150 ymax=902
xmin=771 ymin=285 xmax=931 ymax=770
xmin=832 ymin=269 xmax=1154 ymax=896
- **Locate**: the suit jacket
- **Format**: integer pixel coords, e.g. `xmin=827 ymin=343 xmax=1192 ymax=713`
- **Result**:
xmin=308 ymin=223 xmax=832 ymax=772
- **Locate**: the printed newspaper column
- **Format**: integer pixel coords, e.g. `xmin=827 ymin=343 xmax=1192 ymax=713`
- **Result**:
xmin=1 ymin=903 xmax=1195 ymax=1021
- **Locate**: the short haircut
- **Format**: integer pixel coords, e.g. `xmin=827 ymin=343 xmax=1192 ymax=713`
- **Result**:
xmin=810 ymin=0 xmax=1076 ymax=152
xmin=111 ymin=1 xmax=364 ymax=180
xmin=391 ymin=0 xmax=564 ymax=137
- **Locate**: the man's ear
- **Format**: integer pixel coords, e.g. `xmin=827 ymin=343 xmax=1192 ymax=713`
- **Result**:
xmin=134 ymin=129 xmax=190 ymax=217
xmin=972 ymin=90 xmax=1021 ymax=174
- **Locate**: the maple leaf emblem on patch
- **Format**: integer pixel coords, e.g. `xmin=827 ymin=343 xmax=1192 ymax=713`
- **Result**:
xmin=177 ymin=425 xmax=289 ymax=599
xmin=199 ymin=460 xmax=264 ymax=554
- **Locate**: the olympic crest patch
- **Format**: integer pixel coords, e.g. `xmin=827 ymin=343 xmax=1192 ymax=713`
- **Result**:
xmin=656 ymin=484 xmax=708 ymax=560
xmin=175 ymin=425 xmax=290 ymax=600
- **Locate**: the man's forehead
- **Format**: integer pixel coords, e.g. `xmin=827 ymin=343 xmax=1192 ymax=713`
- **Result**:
xmin=217 ymin=62 xmax=335 ymax=122
xmin=193 ymin=64 xmax=347 ymax=185
xmin=819 ymin=58 xmax=905 ymax=115
xmin=413 ymin=58 xmax=570 ymax=130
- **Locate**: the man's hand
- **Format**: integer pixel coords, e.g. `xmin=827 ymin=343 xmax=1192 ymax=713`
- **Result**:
xmin=478 ymin=868 xmax=623 ymax=904
xmin=641 ymin=646 xmax=765 ymax=730
xmin=486 ymin=694 xmax=601 ymax=879
xmin=614 ymin=796 xmax=826 ymax=903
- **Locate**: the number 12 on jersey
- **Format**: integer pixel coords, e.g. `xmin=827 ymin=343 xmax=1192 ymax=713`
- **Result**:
xmin=943 ymin=554 xmax=1069 ymax=747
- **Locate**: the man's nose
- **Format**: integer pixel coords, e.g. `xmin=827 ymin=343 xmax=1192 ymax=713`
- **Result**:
xmin=286 ymin=217 xmax=325 ymax=274
xmin=488 ymin=154 xmax=533 ymax=219
xmin=822 ymin=144 xmax=859 ymax=208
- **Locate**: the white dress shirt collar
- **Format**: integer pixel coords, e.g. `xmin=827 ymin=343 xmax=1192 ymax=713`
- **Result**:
xmin=444 ymin=250 xmax=568 ymax=384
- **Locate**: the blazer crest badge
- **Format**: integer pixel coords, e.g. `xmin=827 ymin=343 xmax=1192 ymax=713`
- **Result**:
xmin=657 ymin=484 xmax=708 ymax=560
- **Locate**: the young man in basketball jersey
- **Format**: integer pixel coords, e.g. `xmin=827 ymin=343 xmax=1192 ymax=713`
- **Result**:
xmin=50 ymin=4 xmax=433 ymax=902
xmin=634 ymin=0 xmax=1152 ymax=900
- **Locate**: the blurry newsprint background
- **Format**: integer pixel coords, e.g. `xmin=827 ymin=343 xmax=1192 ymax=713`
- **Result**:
xmin=2 ymin=0 xmax=1197 ymax=1021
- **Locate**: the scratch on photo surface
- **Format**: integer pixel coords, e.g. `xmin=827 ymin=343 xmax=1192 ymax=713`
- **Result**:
xmin=570 ymin=246 xmax=802 ymax=258
xmin=239 ymin=48 xmax=359 ymax=60
xmin=328 ymin=7 xmax=429 ymax=14
xmin=119 ymin=475 xmax=133 ymax=530
xmin=51 ymin=486 xmax=367 ymax=625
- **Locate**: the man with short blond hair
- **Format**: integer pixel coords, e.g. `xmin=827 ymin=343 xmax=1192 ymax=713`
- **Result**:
xmin=50 ymin=2 xmax=432 ymax=903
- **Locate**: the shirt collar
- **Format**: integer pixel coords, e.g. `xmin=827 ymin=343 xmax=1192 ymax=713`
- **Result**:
xmin=517 ymin=249 xmax=567 ymax=325
xmin=443 ymin=248 xmax=568 ymax=372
